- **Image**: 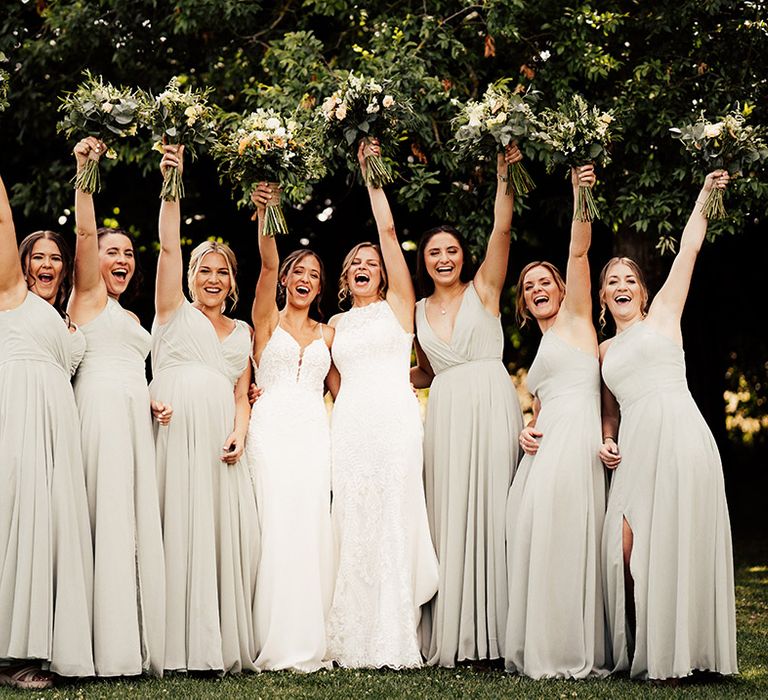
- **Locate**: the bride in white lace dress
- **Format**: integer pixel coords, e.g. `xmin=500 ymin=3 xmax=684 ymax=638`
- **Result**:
xmin=325 ymin=141 xmax=438 ymax=668
xmin=247 ymin=184 xmax=335 ymax=672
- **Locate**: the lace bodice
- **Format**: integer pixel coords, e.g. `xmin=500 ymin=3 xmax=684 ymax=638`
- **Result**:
xmin=255 ymin=325 xmax=330 ymax=395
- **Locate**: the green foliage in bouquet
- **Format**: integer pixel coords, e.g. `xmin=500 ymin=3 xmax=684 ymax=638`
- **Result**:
xmin=139 ymin=77 xmax=218 ymax=202
xmin=212 ymin=108 xmax=324 ymax=236
xmin=0 ymin=53 xmax=9 ymax=113
xmin=671 ymin=108 xmax=768 ymax=219
xmin=319 ymin=71 xmax=415 ymax=188
xmin=529 ymin=94 xmax=616 ymax=222
xmin=57 ymin=71 xmax=141 ymax=194
xmin=451 ymin=79 xmax=539 ymax=196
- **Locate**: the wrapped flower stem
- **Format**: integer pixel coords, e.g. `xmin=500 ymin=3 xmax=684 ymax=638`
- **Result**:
xmin=160 ymin=163 xmax=185 ymax=202
xmin=701 ymin=187 xmax=727 ymax=220
xmin=506 ymin=158 xmax=535 ymax=196
xmin=76 ymin=149 xmax=102 ymax=194
xmin=576 ymin=179 xmax=599 ymax=223
xmin=250 ymin=182 xmax=288 ymax=236
xmin=363 ymin=136 xmax=393 ymax=188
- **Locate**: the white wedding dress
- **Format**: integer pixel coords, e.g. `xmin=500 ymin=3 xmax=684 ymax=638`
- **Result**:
xmin=247 ymin=325 xmax=334 ymax=672
xmin=326 ymin=300 xmax=438 ymax=668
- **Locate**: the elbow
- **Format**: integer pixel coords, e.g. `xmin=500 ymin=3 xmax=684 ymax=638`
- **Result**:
xmin=379 ymin=223 xmax=397 ymax=242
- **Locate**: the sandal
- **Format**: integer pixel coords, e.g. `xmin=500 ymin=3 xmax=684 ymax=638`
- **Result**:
xmin=0 ymin=664 xmax=55 ymax=690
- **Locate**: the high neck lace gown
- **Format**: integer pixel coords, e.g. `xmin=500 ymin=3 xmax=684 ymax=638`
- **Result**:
xmin=0 ymin=292 xmax=94 ymax=677
xmin=326 ymin=301 xmax=438 ymax=668
xmin=601 ymin=322 xmax=737 ymax=679
xmin=150 ymin=301 xmax=259 ymax=674
xmin=504 ymin=330 xmax=607 ymax=679
xmin=73 ymin=297 xmax=165 ymax=677
xmin=415 ymin=282 xmax=523 ymax=667
xmin=247 ymin=325 xmax=334 ymax=672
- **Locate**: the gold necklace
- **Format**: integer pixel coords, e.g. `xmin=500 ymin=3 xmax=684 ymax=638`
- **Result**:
xmin=435 ymin=286 xmax=465 ymax=315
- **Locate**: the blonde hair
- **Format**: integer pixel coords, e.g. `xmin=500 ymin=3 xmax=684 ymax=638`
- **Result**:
xmin=598 ymin=256 xmax=649 ymax=331
xmin=187 ymin=240 xmax=239 ymax=310
xmin=515 ymin=261 xmax=566 ymax=327
xmin=337 ymin=242 xmax=388 ymax=308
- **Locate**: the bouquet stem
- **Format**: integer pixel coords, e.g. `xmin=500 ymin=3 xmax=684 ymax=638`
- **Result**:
xmin=252 ymin=183 xmax=288 ymax=236
xmin=506 ymin=161 xmax=535 ymax=196
xmin=574 ymin=185 xmax=599 ymax=223
xmin=701 ymin=188 xmax=727 ymax=220
xmin=74 ymin=158 xmax=101 ymax=194
xmin=160 ymin=166 xmax=185 ymax=202
xmin=363 ymin=152 xmax=393 ymax=189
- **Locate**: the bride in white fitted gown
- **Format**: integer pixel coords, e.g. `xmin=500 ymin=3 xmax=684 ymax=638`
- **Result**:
xmin=246 ymin=184 xmax=334 ymax=672
xmin=325 ymin=141 xmax=438 ymax=668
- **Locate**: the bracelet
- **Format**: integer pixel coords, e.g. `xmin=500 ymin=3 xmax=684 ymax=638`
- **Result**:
xmin=603 ymin=435 xmax=616 ymax=442
xmin=695 ymin=197 xmax=707 ymax=206
xmin=498 ymin=174 xmax=509 ymax=182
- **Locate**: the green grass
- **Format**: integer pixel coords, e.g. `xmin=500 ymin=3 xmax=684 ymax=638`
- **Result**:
xmin=2 ymin=536 xmax=765 ymax=699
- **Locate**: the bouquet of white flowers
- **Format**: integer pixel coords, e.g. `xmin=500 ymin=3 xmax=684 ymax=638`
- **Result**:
xmin=320 ymin=71 xmax=413 ymax=188
xmin=213 ymin=109 xmax=324 ymax=236
xmin=139 ymin=77 xmax=218 ymax=201
xmin=671 ymin=109 xmax=768 ymax=219
xmin=529 ymin=94 xmax=615 ymax=222
xmin=452 ymin=80 xmax=538 ymax=195
xmin=57 ymin=71 xmax=141 ymax=193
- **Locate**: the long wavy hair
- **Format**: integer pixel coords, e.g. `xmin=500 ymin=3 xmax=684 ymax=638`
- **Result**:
xmin=278 ymin=249 xmax=326 ymax=321
xmin=416 ymin=225 xmax=475 ymax=298
xmin=19 ymin=230 xmax=73 ymax=320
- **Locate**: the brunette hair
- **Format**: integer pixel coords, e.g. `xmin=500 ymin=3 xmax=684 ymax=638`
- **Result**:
xmin=337 ymin=242 xmax=387 ymax=308
xmin=598 ymin=256 xmax=650 ymax=331
xmin=187 ymin=240 xmax=239 ymax=311
xmin=97 ymin=227 xmax=143 ymax=302
xmin=515 ymin=260 xmax=566 ymax=327
xmin=278 ymin=249 xmax=326 ymax=320
xmin=416 ymin=225 xmax=475 ymax=297
xmin=19 ymin=230 xmax=73 ymax=319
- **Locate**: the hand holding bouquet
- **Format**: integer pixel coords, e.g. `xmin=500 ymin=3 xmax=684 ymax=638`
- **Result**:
xmin=57 ymin=71 xmax=141 ymax=193
xmin=320 ymin=71 xmax=413 ymax=188
xmin=139 ymin=77 xmax=218 ymax=201
xmin=671 ymin=109 xmax=768 ymax=219
xmin=213 ymin=109 xmax=322 ymax=236
xmin=452 ymin=80 xmax=537 ymax=195
xmin=529 ymin=94 xmax=615 ymax=222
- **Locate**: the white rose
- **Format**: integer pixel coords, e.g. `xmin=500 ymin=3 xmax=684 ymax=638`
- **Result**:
xmin=265 ymin=117 xmax=281 ymax=130
xmin=336 ymin=104 xmax=348 ymax=120
xmin=275 ymin=126 xmax=286 ymax=137
xmin=366 ymin=101 xmax=380 ymax=114
xmin=382 ymin=95 xmax=395 ymax=108
xmin=102 ymin=102 xmax=114 ymax=113
xmin=704 ymin=122 xmax=723 ymax=138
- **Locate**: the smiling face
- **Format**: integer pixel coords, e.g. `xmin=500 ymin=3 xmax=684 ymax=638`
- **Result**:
xmin=192 ymin=251 xmax=232 ymax=311
xmin=26 ymin=237 xmax=65 ymax=305
xmin=522 ymin=265 xmax=563 ymax=321
xmin=423 ymin=232 xmax=464 ymax=288
xmin=98 ymin=232 xmax=135 ymax=299
xmin=282 ymin=253 xmax=323 ymax=310
xmin=600 ymin=259 xmax=648 ymax=326
xmin=345 ymin=245 xmax=383 ymax=302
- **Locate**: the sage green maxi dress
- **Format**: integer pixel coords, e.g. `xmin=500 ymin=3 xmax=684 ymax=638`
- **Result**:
xmin=601 ymin=322 xmax=738 ymax=679
xmin=415 ymin=282 xmax=523 ymax=667
xmin=504 ymin=330 xmax=607 ymax=679
xmin=0 ymin=292 xmax=94 ymax=677
xmin=150 ymin=300 xmax=259 ymax=673
xmin=73 ymin=297 xmax=165 ymax=677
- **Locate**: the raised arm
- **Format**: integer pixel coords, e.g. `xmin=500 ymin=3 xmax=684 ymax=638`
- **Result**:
xmin=0 ymin=172 xmax=26 ymax=309
xmin=155 ymin=145 xmax=186 ymax=324
xmin=648 ymin=170 xmax=729 ymax=336
xmin=250 ymin=183 xmax=280 ymax=354
xmin=70 ymin=138 xmax=108 ymax=322
xmin=561 ymin=165 xmax=596 ymax=321
xmin=359 ymin=139 xmax=415 ymax=331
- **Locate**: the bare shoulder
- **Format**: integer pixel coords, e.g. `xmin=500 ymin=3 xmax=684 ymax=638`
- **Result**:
xmin=328 ymin=312 xmax=345 ymax=328
xmin=598 ymin=337 xmax=614 ymax=361
xmin=320 ymin=321 xmax=335 ymax=347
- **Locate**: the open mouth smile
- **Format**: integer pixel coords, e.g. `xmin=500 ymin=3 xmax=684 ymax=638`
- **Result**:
xmin=614 ymin=294 xmax=631 ymax=305
xmin=296 ymin=285 xmax=310 ymax=297
xmin=112 ymin=269 xmax=128 ymax=281
xmin=533 ymin=294 xmax=548 ymax=307
xmin=354 ymin=272 xmax=370 ymax=285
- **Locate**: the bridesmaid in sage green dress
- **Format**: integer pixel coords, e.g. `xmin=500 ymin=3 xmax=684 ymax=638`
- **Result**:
xmin=68 ymin=138 xmax=170 ymax=677
xmin=411 ymin=145 xmax=524 ymax=667
xmin=505 ymin=166 xmax=608 ymax=679
xmin=0 ymin=173 xmax=93 ymax=688
xmin=598 ymin=170 xmax=738 ymax=680
xmin=150 ymin=146 xmax=259 ymax=674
